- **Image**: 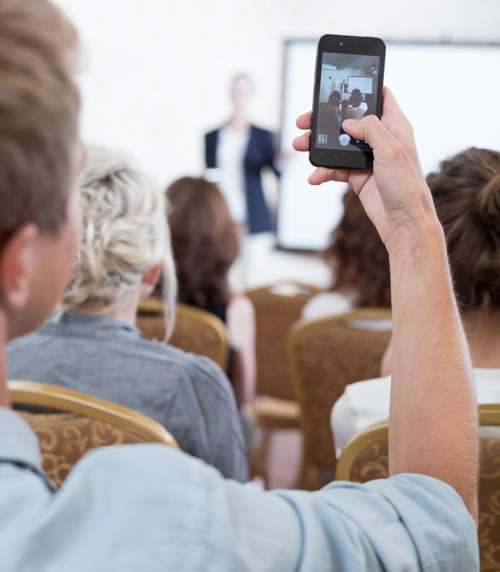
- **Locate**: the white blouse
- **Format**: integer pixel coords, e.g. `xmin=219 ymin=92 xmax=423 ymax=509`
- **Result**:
xmin=216 ymin=127 xmax=249 ymax=225
xmin=301 ymin=292 xmax=353 ymax=321
xmin=331 ymin=368 xmax=500 ymax=457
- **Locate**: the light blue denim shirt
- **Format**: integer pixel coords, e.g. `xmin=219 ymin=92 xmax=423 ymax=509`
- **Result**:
xmin=0 ymin=408 xmax=478 ymax=571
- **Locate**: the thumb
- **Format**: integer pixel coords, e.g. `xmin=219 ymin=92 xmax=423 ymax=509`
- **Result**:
xmin=342 ymin=116 xmax=401 ymax=162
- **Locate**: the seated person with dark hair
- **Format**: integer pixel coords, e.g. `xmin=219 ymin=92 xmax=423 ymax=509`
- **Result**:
xmin=317 ymin=90 xmax=342 ymax=145
xmin=332 ymin=146 xmax=500 ymax=454
xmin=328 ymin=89 xmax=342 ymax=111
xmin=0 ymin=1 xmax=479 ymax=570
xmin=167 ymin=176 xmax=256 ymax=412
xmin=303 ymin=187 xmax=391 ymax=320
xmin=343 ymin=88 xmax=368 ymax=120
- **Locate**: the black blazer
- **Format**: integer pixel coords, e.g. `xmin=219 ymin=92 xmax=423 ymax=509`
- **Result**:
xmin=205 ymin=125 xmax=279 ymax=234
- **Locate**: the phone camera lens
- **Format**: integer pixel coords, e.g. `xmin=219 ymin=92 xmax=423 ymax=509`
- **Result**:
xmin=340 ymin=41 xmax=343 ymax=46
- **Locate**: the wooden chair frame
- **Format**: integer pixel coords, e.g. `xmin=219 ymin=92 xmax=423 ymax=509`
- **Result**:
xmin=137 ymin=300 xmax=229 ymax=369
xmin=173 ymin=304 xmax=228 ymax=369
xmin=336 ymin=403 xmax=500 ymax=481
xmin=137 ymin=297 xmax=166 ymax=315
xmin=246 ymin=282 xmax=321 ymax=487
xmin=289 ymin=307 xmax=391 ymax=488
xmin=246 ymin=281 xmax=322 ymax=400
xmin=8 ymin=380 xmax=178 ymax=447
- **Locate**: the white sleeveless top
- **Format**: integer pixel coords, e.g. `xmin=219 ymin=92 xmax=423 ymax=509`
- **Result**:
xmin=331 ymin=368 xmax=500 ymax=457
xmin=216 ymin=127 xmax=249 ymax=225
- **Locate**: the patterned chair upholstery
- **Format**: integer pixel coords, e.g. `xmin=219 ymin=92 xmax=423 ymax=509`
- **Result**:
xmin=335 ymin=405 xmax=500 ymax=572
xmin=17 ymin=412 xmax=145 ymax=487
xmin=246 ymin=282 xmax=320 ymax=401
xmin=289 ymin=309 xmax=391 ymax=489
xmin=245 ymin=282 xmax=320 ymax=486
xmin=9 ymin=380 xmax=178 ymax=488
xmin=137 ymin=299 xmax=229 ymax=370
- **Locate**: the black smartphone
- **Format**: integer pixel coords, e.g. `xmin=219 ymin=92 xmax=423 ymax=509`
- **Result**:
xmin=309 ymin=34 xmax=386 ymax=170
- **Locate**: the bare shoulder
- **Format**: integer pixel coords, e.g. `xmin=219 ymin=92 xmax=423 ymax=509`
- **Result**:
xmin=227 ymin=294 xmax=255 ymax=317
xmin=227 ymin=295 xmax=255 ymax=322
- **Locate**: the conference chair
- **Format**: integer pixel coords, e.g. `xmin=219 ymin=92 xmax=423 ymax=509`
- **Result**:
xmin=136 ymin=296 xmax=167 ymax=341
xmin=137 ymin=299 xmax=229 ymax=370
xmin=9 ymin=380 xmax=178 ymax=487
xmin=335 ymin=404 xmax=500 ymax=572
xmin=245 ymin=282 xmax=320 ymax=485
xmin=289 ymin=308 xmax=391 ymax=489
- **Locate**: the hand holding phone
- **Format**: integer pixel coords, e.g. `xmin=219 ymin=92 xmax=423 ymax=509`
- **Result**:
xmin=309 ymin=34 xmax=386 ymax=170
xmin=295 ymin=89 xmax=431 ymax=248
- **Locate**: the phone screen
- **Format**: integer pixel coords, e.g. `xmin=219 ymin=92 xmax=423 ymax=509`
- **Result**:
xmin=315 ymin=52 xmax=381 ymax=152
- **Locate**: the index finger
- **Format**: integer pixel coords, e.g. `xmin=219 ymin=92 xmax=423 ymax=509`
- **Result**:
xmin=296 ymin=111 xmax=312 ymax=130
xmin=342 ymin=115 xmax=401 ymax=161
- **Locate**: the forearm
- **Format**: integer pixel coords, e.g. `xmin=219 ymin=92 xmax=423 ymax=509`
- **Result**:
xmin=380 ymin=337 xmax=393 ymax=377
xmin=388 ymin=217 xmax=478 ymax=520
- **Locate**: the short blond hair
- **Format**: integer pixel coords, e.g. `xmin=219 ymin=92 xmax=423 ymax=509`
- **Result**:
xmin=0 ymin=0 xmax=79 ymax=245
xmin=62 ymin=146 xmax=177 ymax=337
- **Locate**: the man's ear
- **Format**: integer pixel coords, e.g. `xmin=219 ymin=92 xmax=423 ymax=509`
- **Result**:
xmin=0 ymin=224 xmax=38 ymax=311
xmin=141 ymin=264 xmax=162 ymax=297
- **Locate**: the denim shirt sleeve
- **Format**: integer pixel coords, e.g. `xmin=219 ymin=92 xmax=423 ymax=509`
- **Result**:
xmin=215 ymin=473 xmax=478 ymax=571
xmin=4 ymin=441 xmax=477 ymax=572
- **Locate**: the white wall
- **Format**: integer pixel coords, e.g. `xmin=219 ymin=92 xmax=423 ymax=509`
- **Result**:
xmin=55 ymin=0 xmax=500 ymax=188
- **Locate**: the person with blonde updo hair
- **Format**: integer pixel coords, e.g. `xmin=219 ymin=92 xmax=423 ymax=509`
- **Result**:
xmin=331 ymin=146 xmax=500 ymax=455
xmin=62 ymin=146 xmax=177 ymax=336
xmin=7 ymin=146 xmax=248 ymax=482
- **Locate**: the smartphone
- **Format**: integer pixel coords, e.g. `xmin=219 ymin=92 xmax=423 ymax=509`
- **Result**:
xmin=309 ymin=34 xmax=386 ymax=170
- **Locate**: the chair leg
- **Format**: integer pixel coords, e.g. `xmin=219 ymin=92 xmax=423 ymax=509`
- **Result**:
xmin=251 ymin=428 xmax=272 ymax=489
xmin=298 ymin=462 xmax=324 ymax=491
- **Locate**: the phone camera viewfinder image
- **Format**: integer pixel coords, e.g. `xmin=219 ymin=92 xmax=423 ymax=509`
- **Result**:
xmin=315 ymin=52 xmax=380 ymax=152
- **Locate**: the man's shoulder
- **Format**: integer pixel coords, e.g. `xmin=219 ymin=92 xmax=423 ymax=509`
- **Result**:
xmin=34 ymin=445 xmax=227 ymax=569
xmin=77 ymin=441 xmax=217 ymax=484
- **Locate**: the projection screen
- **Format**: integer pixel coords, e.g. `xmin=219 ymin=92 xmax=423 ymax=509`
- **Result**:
xmin=277 ymin=40 xmax=500 ymax=251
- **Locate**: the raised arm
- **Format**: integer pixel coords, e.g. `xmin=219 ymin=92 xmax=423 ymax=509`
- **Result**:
xmin=293 ymin=88 xmax=478 ymax=521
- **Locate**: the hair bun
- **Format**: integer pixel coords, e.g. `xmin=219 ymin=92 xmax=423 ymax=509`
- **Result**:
xmin=476 ymin=172 xmax=500 ymax=228
xmin=81 ymin=145 xmax=129 ymax=190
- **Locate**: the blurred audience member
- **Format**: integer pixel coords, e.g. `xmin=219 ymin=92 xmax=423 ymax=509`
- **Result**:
xmin=332 ymin=147 xmax=500 ymax=454
xmin=205 ymin=73 xmax=279 ymax=234
xmin=317 ymin=90 xmax=342 ymax=146
xmin=167 ymin=176 xmax=256 ymax=412
xmin=303 ymin=188 xmax=391 ymax=321
xmin=328 ymin=89 xmax=342 ymax=110
xmin=7 ymin=147 xmax=247 ymax=481
xmin=343 ymin=89 xmax=368 ymax=120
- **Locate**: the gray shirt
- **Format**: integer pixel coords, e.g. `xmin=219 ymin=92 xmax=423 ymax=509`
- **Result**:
xmin=6 ymin=312 xmax=248 ymax=482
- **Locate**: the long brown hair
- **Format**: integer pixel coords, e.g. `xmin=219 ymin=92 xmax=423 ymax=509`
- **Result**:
xmin=323 ymin=189 xmax=391 ymax=307
xmin=167 ymin=177 xmax=240 ymax=309
xmin=427 ymin=147 xmax=500 ymax=310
